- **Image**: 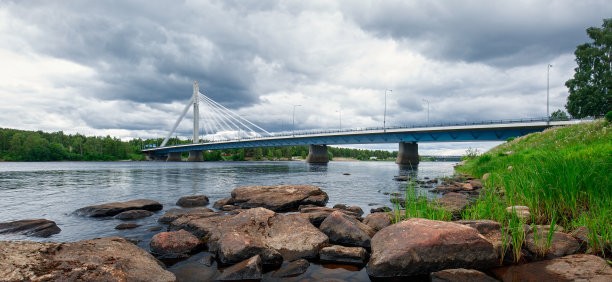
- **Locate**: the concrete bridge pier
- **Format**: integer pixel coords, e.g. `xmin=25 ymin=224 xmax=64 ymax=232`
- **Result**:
xmin=396 ymin=142 xmax=419 ymax=165
xmin=187 ymin=150 xmax=203 ymax=162
xmin=166 ymin=152 xmax=182 ymax=162
xmin=306 ymin=144 xmax=329 ymax=163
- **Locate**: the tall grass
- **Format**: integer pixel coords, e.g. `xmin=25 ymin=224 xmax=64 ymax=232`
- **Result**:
xmin=391 ymin=181 xmax=452 ymax=223
xmin=459 ymin=120 xmax=612 ymax=257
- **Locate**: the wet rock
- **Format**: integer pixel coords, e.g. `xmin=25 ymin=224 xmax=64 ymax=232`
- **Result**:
xmin=265 ymin=213 xmax=328 ymax=261
xmin=333 ymin=204 xmax=348 ymax=209
xmin=299 ymin=206 xmax=362 ymax=227
xmin=393 ymin=175 xmax=410 ymax=181
xmin=198 ymin=253 xmax=216 ymax=267
xmin=363 ymin=212 xmax=392 ymax=232
xmin=221 ymin=205 xmax=242 ymax=211
xmin=343 ymin=173 xmax=351 ymax=175
xmin=148 ymin=226 xmax=163 ymax=232
xmin=436 ymin=192 xmax=470 ymax=217
xmin=370 ymin=206 xmax=391 ymax=213
xmin=491 ymin=254 xmax=612 ymax=281
xmin=319 ymin=245 xmax=369 ymax=265
xmin=366 ymin=218 xmax=498 ymax=277
xmin=525 ymin=230 xmax=580 ymax=259
xmin=213 ymin=197 xmax=234 ymax=209
xmin=115 ymin=223 xmax=140 ymax=230
xmin=0 ymin=219 xmax=61 ymax=237
xmin=216 ymin=255 xmax=262 ymax=281
xmin=114 ymin=209 xmax=154 ymax=220
xmin=0 ymin=237 xmax=175 ymax=281
xmin=468 ymin=179 xmax=483 ymax=189
xmin=431 ymin=268 xmax=498 ymax=282
xmin=176 ymin=195 xmax=209 ymax=207
xmin=158 ymin=207 xmax=215 ymax=223
xmin=506 ymin=205 xmax=530 ymax=221
xmin=230 ymin=185 xmax=328 ymax=211
xmin=272 ymin=259 xmax=310 ymax=277
xmin=75 ymin=199 xmax=163 ymax=217
xmin=432 ymin=184 xmax=463 ymax=193
xmin=150 ymin=229 xmax=202 ymax=259
xmin=319 ymin=211 xmax=375 ymax=248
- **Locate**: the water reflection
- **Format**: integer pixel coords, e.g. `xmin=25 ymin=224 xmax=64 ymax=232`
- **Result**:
xmin=307 ymin=163 xmax=328 ymax=172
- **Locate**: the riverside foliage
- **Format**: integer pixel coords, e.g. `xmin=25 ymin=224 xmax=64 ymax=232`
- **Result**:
xmin=457 ymin=120 xmax=611 ymax=257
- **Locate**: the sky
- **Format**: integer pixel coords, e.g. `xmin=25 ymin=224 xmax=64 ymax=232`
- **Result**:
xmin=1 ymin=1 xmax=610 ymax=155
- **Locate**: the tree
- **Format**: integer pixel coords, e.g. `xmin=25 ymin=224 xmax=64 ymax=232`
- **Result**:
xmin=550 ymin=109 xmax=570 ymax=121
xmin=565 ymin=18 xmax=612 ymax=118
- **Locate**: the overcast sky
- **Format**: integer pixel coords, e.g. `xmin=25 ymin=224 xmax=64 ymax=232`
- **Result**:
xmin=1 ymin=1 xmax=610 ymax=155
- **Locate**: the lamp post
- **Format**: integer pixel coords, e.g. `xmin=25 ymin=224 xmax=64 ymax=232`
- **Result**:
xmin=292 ymin=105 xmax=301 ymax=137
xmin=547 ymin=64 xmax=552 ymax=124
xmin=384 ymin=89 xmax=392 ymax=132
xmin=336 ymin=109 xmax=342 ymax=130
xmin=422 ymin=99 xmax=430 ymax=126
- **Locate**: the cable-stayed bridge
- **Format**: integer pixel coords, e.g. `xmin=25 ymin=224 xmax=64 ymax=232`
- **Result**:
xmin=142 ymin=82 xmax=579 ymax=164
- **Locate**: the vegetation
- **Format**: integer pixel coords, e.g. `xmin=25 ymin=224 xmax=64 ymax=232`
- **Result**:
xmin=390 ymin=181 xmax=452 ymax=224
xmin=457 ymin=120 xmax=611 ymax=258
xmin=565 ymin=18 xmax=612 ymax=118
xmin=550 ymin=109 xmax=570 ymax=121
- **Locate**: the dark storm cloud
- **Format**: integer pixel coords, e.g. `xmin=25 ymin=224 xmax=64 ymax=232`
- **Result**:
xmin=2 ymin=1 xmax=259 ymax=106
xmin=341 ymin=0 xmax=612 ymax=67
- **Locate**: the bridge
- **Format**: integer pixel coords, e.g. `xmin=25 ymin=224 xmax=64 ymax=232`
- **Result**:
xmin=142 ymin=82 xmax=578 ymax=164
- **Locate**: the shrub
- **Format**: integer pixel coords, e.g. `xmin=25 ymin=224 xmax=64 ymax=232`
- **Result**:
xmin=605 ymin=111 xmax=612 ymax=123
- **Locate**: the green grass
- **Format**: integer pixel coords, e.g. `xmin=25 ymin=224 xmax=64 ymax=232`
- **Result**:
xmin=390 ymin=181 xmax=453 ymax=223
xmin=458 ymin=120 xmax=611 ymax=258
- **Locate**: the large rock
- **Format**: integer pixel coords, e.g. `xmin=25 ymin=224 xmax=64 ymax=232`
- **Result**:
xmin=491 ymin=254 xmax=612 ymax=281
xmin=319 ymin=211 xmax=375 ymax=248
xmin=213 ymin=197 xmax=234 ymax=209
xmin=174 ymin=208 xmax=328 ymax=265
xmin=176 ymin=195 xmax=209 ymax=207
xmin=366 ymin=218 xmax=498 ymax=277
xmin=455 ymin=219 xmax=503 ymax=255
xmin=230 ymin=185 xmax=328 ymax=211
xmin=319 ymin=245 xmax=369 ymax=265
xmin=158 ymin=207 xmax=215 ymax=223
xmin=0 ymin=237 xmax=175 ymax=281
xmin=0 ymin=219 xmax=61 ymax=237
xmin=525 ymin=230 xmax=580 ymax=259
xmin=75 ymin=199 xmax=163 ymax=217
xmin=363 ymin=212 xmax=392 ymax=232
xmin=215 ymin=255 xmax=262 ymax=281
xmin=436 ymin=192 xmax=470 ymax=217
xmin=150 ymin=229 xmax=202 ymax=259
xmin=299 ymin=205 xmax=362 ymax=227
xmin=114 ymin=209 xmax=154 ymax=220
xmin=431 ymin=268 xmax=498 ymax=282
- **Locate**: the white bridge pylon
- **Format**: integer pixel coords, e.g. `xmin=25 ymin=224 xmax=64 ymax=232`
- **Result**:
xmin=160 ymin=82 xmax=271 ymax=147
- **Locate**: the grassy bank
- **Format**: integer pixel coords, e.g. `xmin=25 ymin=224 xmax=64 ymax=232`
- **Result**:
xmin=457 ymin=120 xmax=611 ymax=257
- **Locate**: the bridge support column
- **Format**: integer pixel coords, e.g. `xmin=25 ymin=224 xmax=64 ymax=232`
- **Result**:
xmin=306 ymin=144 xmax=329 ymax=163
xmin=396 ymin=142 xmax=419 ymax=165
xmin=187 ymin=150 xmax=203 ymax=162
xmin=166 ymin=152 xmax=182 ymax=162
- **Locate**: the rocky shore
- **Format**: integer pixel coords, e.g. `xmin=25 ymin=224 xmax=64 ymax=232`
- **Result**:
xmin=1 ymin=183 xmax=610 ymax=281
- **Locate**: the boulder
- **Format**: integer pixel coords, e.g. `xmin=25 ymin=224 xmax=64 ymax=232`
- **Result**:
xmin=215 ymin=255 xmax=262 ymax=281
xmin=363 ymin=212 xmax=392 ymax=232
xmin=366 ymin=218 xmax=498 ymax=277
xmin=436 ymin=193 xmax=470 ymax=217
xmin=570 ymin=226 xmax=589 ymax=249
xmin=431 ymin=268 xmax=498 ymax=282
xmin=319 ymin=211 xmax=375 ymax=248
xmin=213 ymin=197 xmax=234 ymax=209
xmin=506 ymin=205 xmax=531 ymax=221
xmin=0 ymin=237 xmax=175 ymax=281
xmin=299 ymin=205 xmax=362 ymax=227
xmin=272 ymin=259 xmax=310 ymax=277
xmin=150 ymin=229 xmax=202 ymax=259
xmin=158 ymin=207 xmax=215 ymax=223
xmin=455 ymin=220 xmax=503 ymax=255
xmin=75 ymin=199 xmax=162 ymax=217
xmin=113 ymin=209 xmax=154 ymax=220
xmin=176 ymin=208 xmax=328 ymax=265
xmin=319 ymin=245 xmax=369 ymax=265
xmin=115 ymin=223 xmax=139 ymax=230
xmin=491 ymin=254 xmax=612 ymax=281
xmin=176 ymin=195 xmax=209 ymax=207
xmin=0 ymin=219 xmax=61 ymax=237
xmin=525 ymin=230 xmax=580 ymax=258
xmin=230 ymin=185 xmax=328 ymax=211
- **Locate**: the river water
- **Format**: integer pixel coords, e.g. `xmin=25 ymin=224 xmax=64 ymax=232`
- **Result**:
xmin=0 ymin=160 xmax=456 ymax=280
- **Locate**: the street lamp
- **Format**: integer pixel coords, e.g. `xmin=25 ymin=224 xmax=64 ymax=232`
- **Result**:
xmin=292 ymin=105 xmax=301 ymax=137
xmin=336 ymin=109 xmax=342 ymax=130
xmin=384 ymin=89 xmax=392 ymax=132
xmin=547 ymin=64 xmax=552 ymax=124
xmin=422 ymin=99 xmax=430 ymax=126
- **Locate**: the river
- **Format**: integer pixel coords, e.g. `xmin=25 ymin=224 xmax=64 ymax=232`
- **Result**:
xmin=0 ymin=160 xmax=457 ymax=280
